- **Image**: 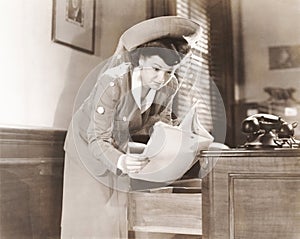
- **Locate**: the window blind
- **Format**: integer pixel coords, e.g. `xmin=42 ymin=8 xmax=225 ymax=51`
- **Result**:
xmin=174 ymin=0 xmax=213 ymax=132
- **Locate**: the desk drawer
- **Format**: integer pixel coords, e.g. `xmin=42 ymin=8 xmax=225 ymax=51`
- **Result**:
xmin=128 ymin=189 xmax=202 ymax=235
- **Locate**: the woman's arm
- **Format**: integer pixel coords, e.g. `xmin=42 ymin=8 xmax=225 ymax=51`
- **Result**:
xmin=86 ymin=74 xmax=148 ymax=175
xmin=87 ymin=76 xmax=123 ymax=175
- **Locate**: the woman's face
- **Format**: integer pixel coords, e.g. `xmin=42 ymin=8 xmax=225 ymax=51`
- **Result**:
xmin=138 ymin=55 xmax=174 ymax=90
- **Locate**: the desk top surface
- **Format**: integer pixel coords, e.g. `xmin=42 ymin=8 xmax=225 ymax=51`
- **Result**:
xmin=201 ymin=148 xmax=300 ymax=157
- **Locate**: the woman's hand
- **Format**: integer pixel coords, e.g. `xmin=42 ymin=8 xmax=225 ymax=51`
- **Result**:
xmin=118 ymin=154 xmax=149 ymax=174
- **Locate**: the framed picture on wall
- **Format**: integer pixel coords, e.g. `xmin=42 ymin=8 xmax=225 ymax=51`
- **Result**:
xmin=269 ymin=45 xmax=300 ymax=70
xmin=52 ymin=0 xmax=95 ymax=54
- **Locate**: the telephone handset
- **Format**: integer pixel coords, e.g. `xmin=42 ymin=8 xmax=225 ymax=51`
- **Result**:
xmin=241 ymin=113 xmax=299 ymax=148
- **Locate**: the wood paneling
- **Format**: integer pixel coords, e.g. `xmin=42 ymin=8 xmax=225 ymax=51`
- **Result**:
xmin=230 ymin=174 xmax=300 ymax=238
xmin=0 ymin=127 xmax=65 ymax=158
xmin=0 ymin=127 xmax=66 ymax=239
xmin=201 ymin=149 xmax=300 ymax=239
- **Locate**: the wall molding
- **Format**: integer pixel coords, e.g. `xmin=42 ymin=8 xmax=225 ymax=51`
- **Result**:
xmin=0 ymin=126 xmax=67 ymax=159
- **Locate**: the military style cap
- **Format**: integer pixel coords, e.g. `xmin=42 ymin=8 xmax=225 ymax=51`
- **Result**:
xmin=115 ymin=16 xmax=200 ymax=53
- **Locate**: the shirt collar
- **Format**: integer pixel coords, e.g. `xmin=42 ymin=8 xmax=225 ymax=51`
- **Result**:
xmin=131 ymin=69 xmax=156 ymax=113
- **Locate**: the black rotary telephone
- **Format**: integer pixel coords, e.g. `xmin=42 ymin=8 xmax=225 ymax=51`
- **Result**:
xmin=241 ymin=113 xmax=299 ymax=148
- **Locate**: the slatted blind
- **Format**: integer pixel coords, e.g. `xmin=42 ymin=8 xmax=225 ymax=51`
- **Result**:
xmin=174 ymin=0 xmax=213 ymax=132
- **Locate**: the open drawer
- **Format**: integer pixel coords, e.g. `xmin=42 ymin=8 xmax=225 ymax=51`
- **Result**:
xmin=128 ymin=179 xmax=202 ymax=237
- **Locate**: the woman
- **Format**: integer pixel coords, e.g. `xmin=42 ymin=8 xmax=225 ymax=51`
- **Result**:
xmin=61 ymin=16 xmax=200 ymax=238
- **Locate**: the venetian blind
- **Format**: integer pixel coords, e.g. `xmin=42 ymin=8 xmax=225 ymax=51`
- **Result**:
xmin=174 ymin=0 xmax=213 ymax=132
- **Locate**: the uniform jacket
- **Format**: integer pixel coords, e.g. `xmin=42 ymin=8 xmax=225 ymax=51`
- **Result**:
xmin=64 ymin=62 xmax=177 ymax=180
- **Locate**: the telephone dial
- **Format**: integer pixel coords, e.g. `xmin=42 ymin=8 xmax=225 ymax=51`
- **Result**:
xmin=241 ymin=113 xmax=300 ymax=148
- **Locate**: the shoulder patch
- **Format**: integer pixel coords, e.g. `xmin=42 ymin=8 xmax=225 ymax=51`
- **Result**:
xmin=103 ymin=62 xmax=131 ymax=78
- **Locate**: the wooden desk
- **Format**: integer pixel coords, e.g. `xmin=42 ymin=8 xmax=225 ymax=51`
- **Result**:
xmin=128 ymin=179 xmax=202 ymax=239
xmin=201 ymin=149 xmax=300 ymax=239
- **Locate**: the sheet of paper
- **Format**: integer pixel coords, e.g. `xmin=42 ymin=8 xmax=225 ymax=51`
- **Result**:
xmin=129 ymin=121 xmax=213 ymax=182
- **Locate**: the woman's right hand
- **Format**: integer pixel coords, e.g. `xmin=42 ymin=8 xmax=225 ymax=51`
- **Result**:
xmin=117 ymin=154 xmax=149 ymax=174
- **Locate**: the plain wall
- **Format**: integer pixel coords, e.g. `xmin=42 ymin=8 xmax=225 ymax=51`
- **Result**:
xmin=237 ymin=0 xmax=300 ymax=102
xmin=0 ymin=0 xmax=147 ymax=129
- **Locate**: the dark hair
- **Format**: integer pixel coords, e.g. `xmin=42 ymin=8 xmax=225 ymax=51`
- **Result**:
xmin=130 ymin=37 xmax=190 ymax=67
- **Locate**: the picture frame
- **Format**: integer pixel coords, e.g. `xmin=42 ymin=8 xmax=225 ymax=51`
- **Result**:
xmin=269 ymin=45 xmax=300 ymax=70
xmin=52 ymin=0 xmax=95 ymax=54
